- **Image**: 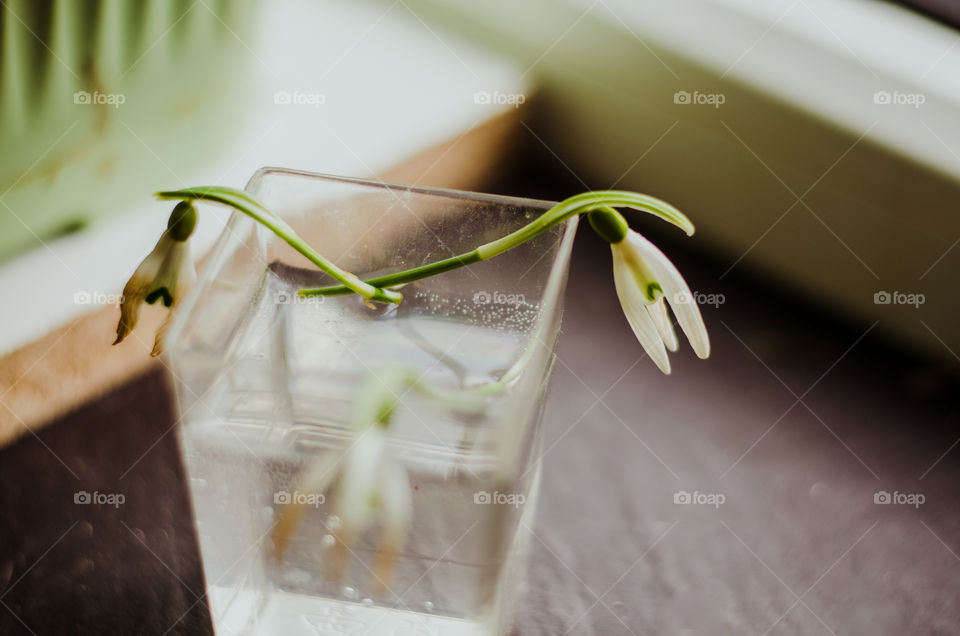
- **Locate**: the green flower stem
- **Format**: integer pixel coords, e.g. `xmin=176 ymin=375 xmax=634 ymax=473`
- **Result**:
xmin=300 ymin=190 xmax=693 ymax=298
xmin=301 ymin=252 xmax=485 ymax=298
xmin=155 ymin=186 xmax=402 ymax=304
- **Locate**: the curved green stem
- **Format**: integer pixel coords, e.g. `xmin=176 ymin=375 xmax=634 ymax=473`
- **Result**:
xmin=302 ymin=251 xmax=485 ymax=298
xmin=301 ymin=190 xmax=693 ymax=298
xmin=155 ymin=186 xmax=402 ymax=304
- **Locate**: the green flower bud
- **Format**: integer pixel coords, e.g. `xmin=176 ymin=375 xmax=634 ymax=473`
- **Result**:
xmin=167 ymin=201 xmax=197 ymax=242
xmin=588 ymin=208 xmax=629 ymax=244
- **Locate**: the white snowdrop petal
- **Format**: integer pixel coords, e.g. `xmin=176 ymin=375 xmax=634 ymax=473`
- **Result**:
xmin=379 ymin=457 xmax=413 ymax=547
xmin=152 ymin=239 xmax=188 ymax=301
xmin=669 ymin=293 xmax=710 ymax=359
xmin=626 ymin=232 xmax=711 ymax=359
xmin=298 ymin=450 xmax=347 ymax=496
xmin=150 ymin=242 xmax=196 ymax=355
xmin=115 ymin=233 xmax=180 ymax=344
xmin=612 ymin=245 xmax=671 ymax=374
xmin=115 ymin=280 xmax=146 ymax=345
xmin=135 ymin=234 xmax=173 ymax=283
xmin=647 ymin=298 xmax=679 ymax=352
xmin=338 ymin=427 xmax=387 ymax=532
xmin=179 ymin=252 xmax=197 ymax=297
xmin=151 ymin=313 xmax=174 ymax=356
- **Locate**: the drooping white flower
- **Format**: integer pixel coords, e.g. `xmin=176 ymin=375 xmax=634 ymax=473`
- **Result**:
xmin=272 ymin=365 xmax=414 ymax=595
xmin=611 ymin=230 xmax=710 ymax=374
xmin=114 ymin=202 xmax=197 ymax=356
xmin=331 ymin=423 xmax=412 ymax=594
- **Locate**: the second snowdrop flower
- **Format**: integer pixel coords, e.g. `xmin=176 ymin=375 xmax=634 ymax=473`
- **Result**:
xmin=590 ymin=208 xmax=710 ymax=374
xmin=113 ymin=201 xmax=197 ymax=356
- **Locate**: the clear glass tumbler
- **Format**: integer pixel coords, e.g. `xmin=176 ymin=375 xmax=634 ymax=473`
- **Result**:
xmin=165 ymin=169 xmax=577 ymax=635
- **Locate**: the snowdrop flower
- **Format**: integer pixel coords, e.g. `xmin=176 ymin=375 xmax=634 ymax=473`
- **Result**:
xmin=272 ymin=365 xmax=414 ymax=595
xmin=591 ymin=208 xmax=710 ymax=374
xmin=331 ymin=422 xmax=412 ymax=594
xmin=114 ymin=201 xmax=197 ymax=356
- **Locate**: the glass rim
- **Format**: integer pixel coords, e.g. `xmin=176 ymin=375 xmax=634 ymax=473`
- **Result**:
xmin=247 ymin=166 xmax=561 ymax=210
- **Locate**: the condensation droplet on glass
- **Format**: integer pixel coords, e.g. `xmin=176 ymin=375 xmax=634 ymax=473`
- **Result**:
xmin=327 ymin=515 xmax=342 ymax=531
xmin=321 ymin=534 xmax=335 ymax=548
xmin=423 ymin=601 xmax=434 ymax=612
xmin=361 ymin=598 xmax=373 ymax=607
xmin=342 ymin=586 xmax=358 ymax=600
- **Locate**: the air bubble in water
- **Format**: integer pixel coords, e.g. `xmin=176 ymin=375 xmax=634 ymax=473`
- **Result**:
xmin=342 ymin=586 xmax=358 ymax=600
xmin=424 ymin=601 xmax=434 ymax=612
xmin=321 ymin=534 xmax=335 ymax=548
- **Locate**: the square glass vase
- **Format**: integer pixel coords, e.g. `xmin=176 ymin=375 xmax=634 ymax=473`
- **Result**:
xmin=165 ymin=169 xmax=577 ymax=635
